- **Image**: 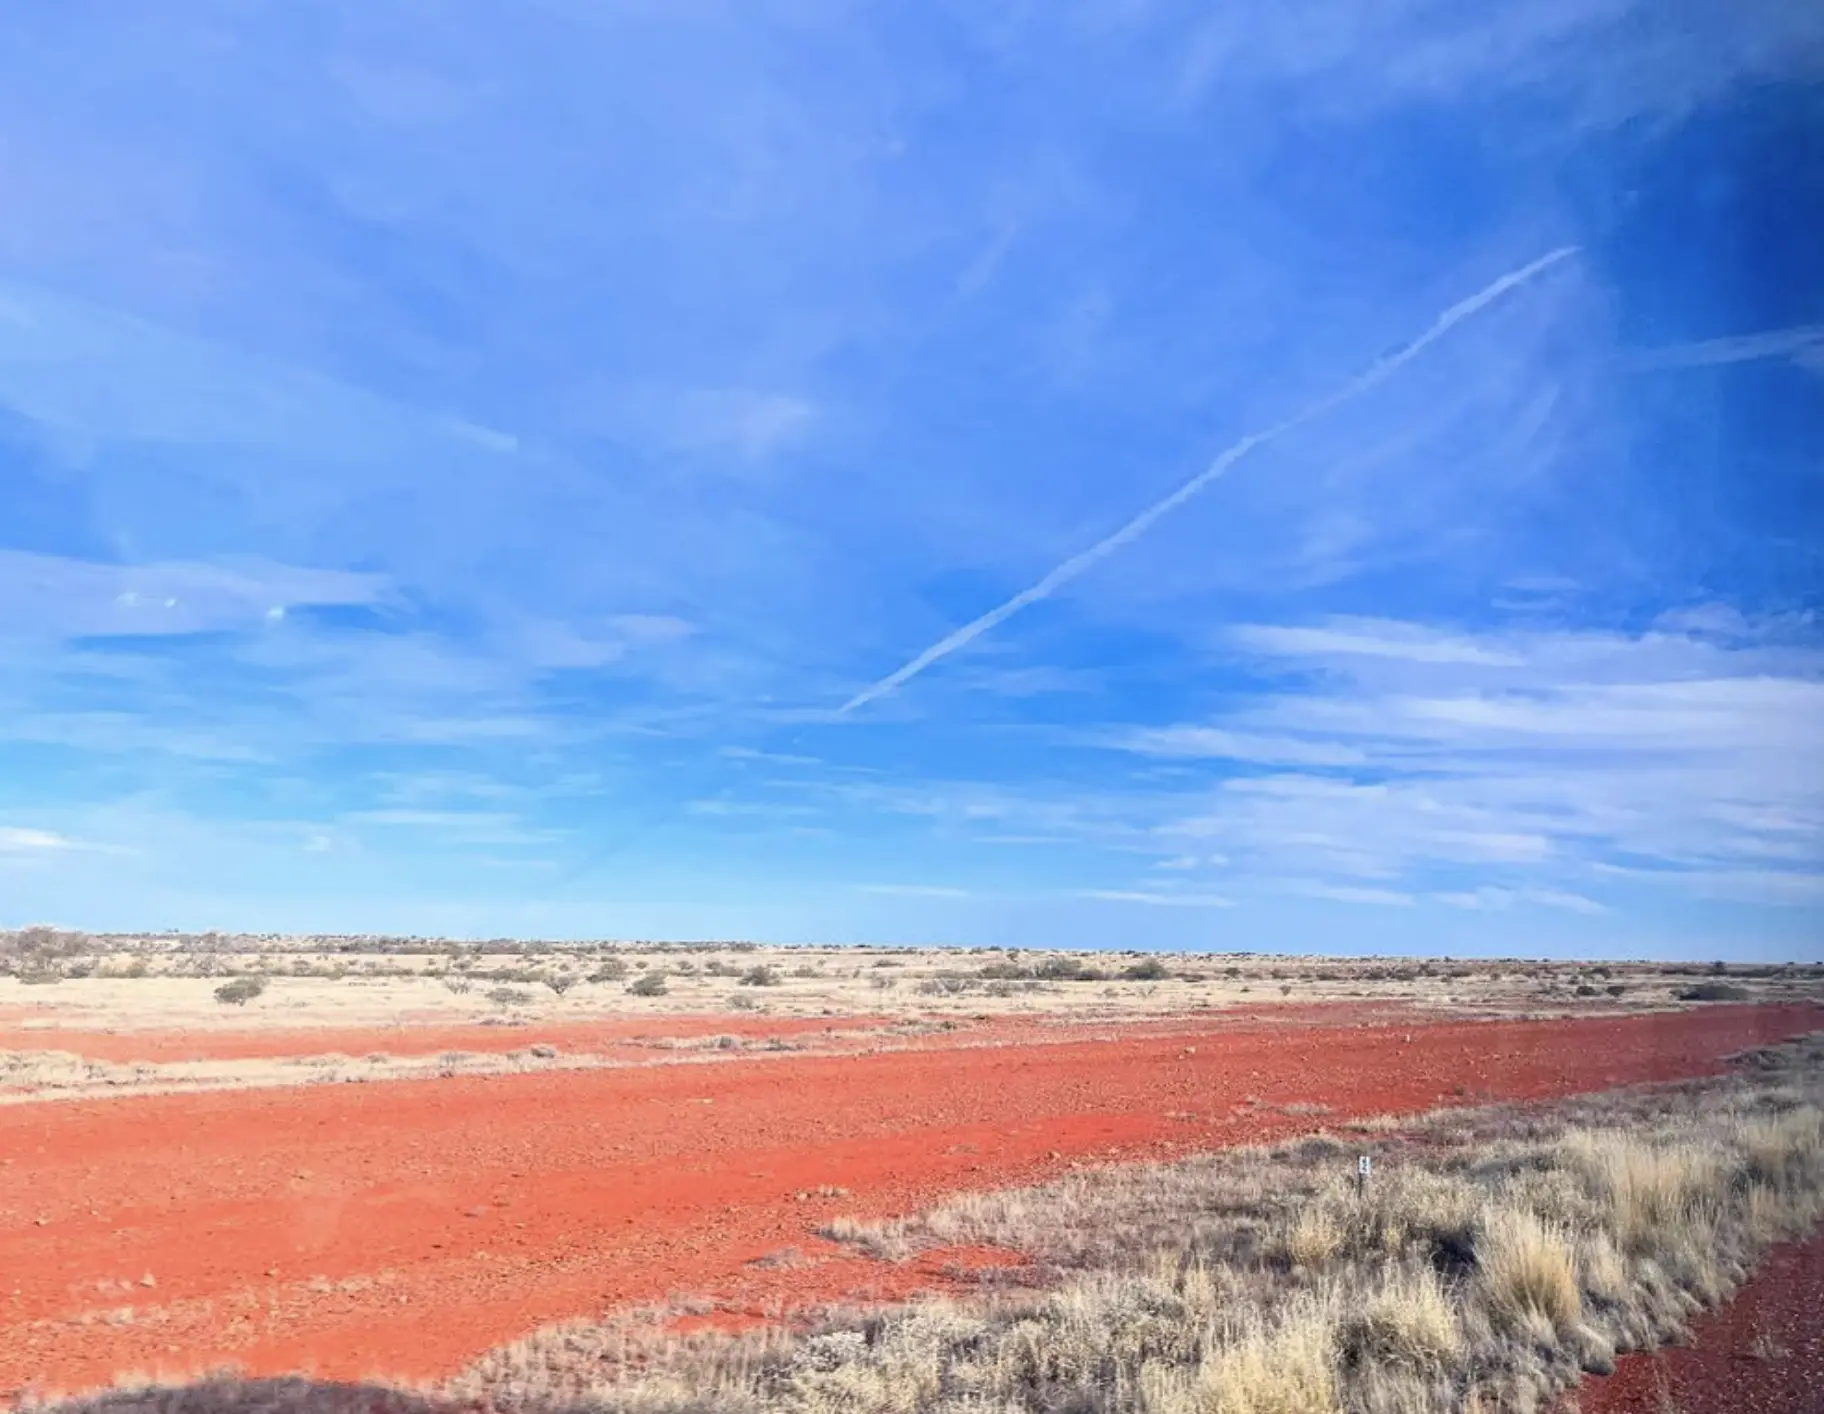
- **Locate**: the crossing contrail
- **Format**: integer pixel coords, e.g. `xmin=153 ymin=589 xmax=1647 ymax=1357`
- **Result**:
xmin=839 ymin=246 xmax=1578 ymax=714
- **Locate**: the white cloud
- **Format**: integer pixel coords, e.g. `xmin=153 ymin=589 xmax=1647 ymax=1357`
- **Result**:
xmin=1283 ymin=881 xmax=1416 ymax=907
xmin=1436 ymin=886 xmax=1606 ymax=915
xmin=1233 ymin=618 xmax=1524 ymax=666
xmin=0 ymin=826 xmax=78 ymax=852
xmin=1170 ymin=0 xmax=1823 ymax=127
xmin=1077 ymin=888 xmax=1234 ymax=908
xmin=1118 ymin=725 xmax=1367 ymax=767
xmin=1624 ymin=325 xmax=1824 ymax=372
xmin=859 ymin=882 xmax=972 ymax=899
xmin=1111 ymin=614 xmax=1824 ymax=906
xmin=0 ymin=551 xmax=390 ymax=642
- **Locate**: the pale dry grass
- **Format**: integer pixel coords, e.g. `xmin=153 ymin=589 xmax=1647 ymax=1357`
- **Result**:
xmin=1475 ymin=1206 xmax=1581 ymax=1339
xmin=1346 ymin=1264 xmax=1464 ymax=1371
xmin=0 ymin=1044 xmax=670 ymax=1103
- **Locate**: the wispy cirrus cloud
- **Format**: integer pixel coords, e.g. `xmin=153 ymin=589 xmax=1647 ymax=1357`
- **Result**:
xmin=0 ymin=826 xmax=81 ymax=853
xmin=0 ymin=550 xmax=391 ymax=642
xmin=1116 ymin=726 xmax=1369 ymax=768
xmin=1105 ymin=614 xmax=1824 ymax=909
xmin=1623 ymin=324 xmax=1824 ymax=372
xmin=1076 ymin=888 xmax=1234 ymax=908
xmin=567 ymin=383 xmax=818 ymax=464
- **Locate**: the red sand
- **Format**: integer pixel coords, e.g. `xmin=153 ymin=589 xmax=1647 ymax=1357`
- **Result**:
xmin=1572 ymin=1234 xmax=1824 ymax=1413
xmin=0 ymin=1002 xmax=1813 ymax=1399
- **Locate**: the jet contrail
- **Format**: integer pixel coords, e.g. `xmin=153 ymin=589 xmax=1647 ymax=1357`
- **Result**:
xmin=839 ymin=246 xmax=1578 ymax=714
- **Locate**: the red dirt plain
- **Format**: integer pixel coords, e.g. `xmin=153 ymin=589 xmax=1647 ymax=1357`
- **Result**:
xmin=1 ymin=1002 xmax=1813 ymax=1400
xmin=1571 ymin=1233 xmax=1824 ymax=1414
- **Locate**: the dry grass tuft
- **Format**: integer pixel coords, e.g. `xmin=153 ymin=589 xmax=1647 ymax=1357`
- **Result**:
xmin=1344 ymin=1264 xmax=1463 ymax=1371
xmin=1476 ymin=1206 xmax=1581 ymax=1338
xmin=1558 ymin=1131 xmax=1724 ymax=1253
xmin=1191 ymin=1299 xmax=1340 ymax=1414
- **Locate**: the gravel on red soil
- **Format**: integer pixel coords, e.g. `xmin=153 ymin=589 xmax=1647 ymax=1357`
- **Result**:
xmin=1569 ymin=1234 xmax=1824 ymax=1414
xmin=0 ymin=1002 xmax=1812 ymax=1399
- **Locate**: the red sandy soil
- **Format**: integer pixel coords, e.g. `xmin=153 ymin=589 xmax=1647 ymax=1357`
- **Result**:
xmin=0 ymin=1002 xmax=1813 ymax=1400
xmin=1570 ymin=1234 xmax=1824 ymax=1414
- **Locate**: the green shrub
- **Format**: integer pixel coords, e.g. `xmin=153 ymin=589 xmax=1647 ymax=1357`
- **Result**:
xmin=1678 ymin=982 xmax=1751 ymax=1002
xmin=739 ymin=964 xmax=782 ymax=987
xmin=214 ymin=976 xmax=268 ymax=1006
xmin=588 ymin=958 xmax=629 ymax=983
xmin=1122 ymin=958 xmax=1171 ymax=982
xmin=628 ymin=971 xmax=668 ymax=997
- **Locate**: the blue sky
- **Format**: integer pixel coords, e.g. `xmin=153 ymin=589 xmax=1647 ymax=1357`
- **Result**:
xmin=2 ymin=1 xmax=1821 ymax=958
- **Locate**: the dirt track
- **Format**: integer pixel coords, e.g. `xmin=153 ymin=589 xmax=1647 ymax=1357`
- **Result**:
xmin=1 ymin=1002 xmax=1813 ymax=1398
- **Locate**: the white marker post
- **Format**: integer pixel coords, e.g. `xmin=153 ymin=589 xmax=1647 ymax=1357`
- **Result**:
xmin=1357 ymin=1153 xmax=1373 ymax=1196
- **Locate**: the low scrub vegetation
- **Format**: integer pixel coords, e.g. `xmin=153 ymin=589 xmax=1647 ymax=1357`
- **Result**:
xmin=441 ymin=1034 xmax=1822 ymax=1414
xmin=212 ymin=976 xmax=267 ymax=1006
xmin=1676 ymin=980 xmax=1752 ymax=1002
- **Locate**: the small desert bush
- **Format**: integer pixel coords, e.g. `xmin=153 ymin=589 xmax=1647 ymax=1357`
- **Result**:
xmin=627 ymin=972 xmax=668 ymax=997
xmin=1677 ymin=981 xmax=1752 ymax=1002
xmin=739 ymin=965 xmax=782 ymax=987
xmin=1122 ymin=957 xmax=1171 ymax=982
xmin=213 ymin=976 xmax=267 ymax=1006
xmin=486 ymin=986 xmax=531 ymax=1007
